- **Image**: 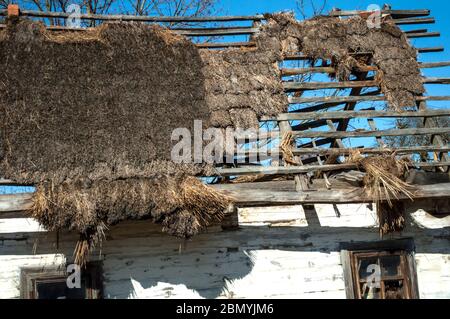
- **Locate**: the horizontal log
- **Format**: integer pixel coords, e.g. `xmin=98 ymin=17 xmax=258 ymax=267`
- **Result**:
xmin=0 ymin=193 xmax=33 ymax=213
xmin=213 ymin=182 xmax=450 ymax=206
xmin=17 ymin=10 xmax=264 ymax=22
xmin=240 ymin=127 xmax=450 ymax=140
xmin=173 ymin=27 xmax=258 ymax=36
xmin=283 ymin=80 xmax=379 ymax=91
xmin=420 ymin=61 xmax=450 ymax=68
xmin=2 ymin=181 xmax=450 ymax=209
xmin=282 ymin=61 xmax=450 ymax=76
xmin=404 ymin=28 xmax=428 ymax=34
xmin=288 ymin=95 xmax=450 ymax=105
xmin=244 ymin=146 xmax=450 ymax=157
xmin=329 ymin=9 xmax=430 ymax=18
xmin=0 ymin=24 xmax=259 ymax=36
xmin=263 ymin=109 xmax=450 ymax=122
xmin=283 ymin=77 xmax=449 ymax=91
xmin=406 ymin=31 xmax=440 ymax=38
xmin=418 ymin=47 xmax=444 ymax=53
xmin=284 ymin=46 xmax=443 ymax=61
xmin=196 ymin=41 xmax=255 ymax=48
xmin=281 ymin=65 xmax=377 ymax=76
xmin=423 ymin=77 xmax=450 ymax=84
xmin=217 ymin=161 xmax=450 ymax=177
xmin=394 ymin=17 xmax=435 ymax=25
xmin=291 ymin=127 xmax=450 ymax=139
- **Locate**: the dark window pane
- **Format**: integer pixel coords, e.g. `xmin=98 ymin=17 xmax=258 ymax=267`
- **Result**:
xmin=357 ymin=256 xmax=379 ymax=281
xmin=381 ymin=255 xmax=401 ymax=278
xmin=384 ymin=280 xmax=406 ymax=299
xmin=35 ymin=279 xmax=86 ymax=299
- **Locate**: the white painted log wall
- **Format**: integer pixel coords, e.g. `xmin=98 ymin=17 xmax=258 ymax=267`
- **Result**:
xmin=0 ymin=203 xmax=449 ymax=299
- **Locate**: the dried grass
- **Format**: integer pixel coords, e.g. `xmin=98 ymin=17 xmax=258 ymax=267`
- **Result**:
xmin=348 ymin=151 xmax=415 ymax=235
xmin=30 ymin=176 xmax=232 ymax=265
xmin=280 ymin=131 xmax=299 ymax=166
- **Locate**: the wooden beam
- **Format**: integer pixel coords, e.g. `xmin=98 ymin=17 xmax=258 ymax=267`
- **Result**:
xmin=406 ymin=31 xmax=440 ymax=39
xmin=17 ymin=10 xmax=264 ymax=22
xmin=283 ymin=80 xmax=379 ymax=91
xmin=418 ymin=47 xmax=444 ymax=53
xmin=234 ymin=127 xmax=450 ymax=141
xmin=0 ymin=24 xmax=259 ymax=36
xmin=423 ymin=77 xmax=450 ymax=84
xmin=291 ymin=127 xmax=450 ymax=139
xmin=284 ymin=77 xmax=449 ymax=92
xmin=2 ymin=181 xmax=450 ymax=210
xmin=420 ymin=61 xmax=450 ymax=69
xmin=173 ymin=27 xmax=258 ymax=36
xmin=263 ymin=109 xmax=450 ymax=122
xmin=394 ymin=17 xmax=435 ymax=25
xmin=243 ymin=146 xmax=450 ymax=158
xmin=0 ymin=193 xmax=33 ymax=213
xmin=282 ymin=65 xmax=376 ymax=76
xmin=329 ymin=9 xmax=430 ymax=18
xmin=287 ymin=95 xmax=450 ymax=105
xmin=217 ymin=161 xmax=450 ymax=177
xmin=282 ymin=62 xmax=450 ymax=76
xmin=196 ymin=41 xmax=255 ymax=48
xmin=212 ymin=182 xmax=450 ymax=206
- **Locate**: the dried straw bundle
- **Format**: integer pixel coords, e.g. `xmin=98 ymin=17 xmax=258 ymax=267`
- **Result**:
xmin=30 ymin=176 xmax=232 ymax=265
xmin=348 ymin=151 xmax=415 ymax=235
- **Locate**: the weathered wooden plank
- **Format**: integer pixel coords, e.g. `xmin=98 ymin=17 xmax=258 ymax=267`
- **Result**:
xmin=418 ymin=47 xmax=444 ymax=53
xmin=406 ymin=32 xmax=440 ymax=38
xmin=212 ymin=182 xmax=450 ymax=205
xmin=196 ymin=41 xmax=255 ymax=48
xmin=291 ymin=127 xmax=450 ymax=139
xmin=287 ymin=95 xmax=450 ymax=104
xmin=423 ymin=77 xmax=450 ymax=84
xmin=174 ymin=27 xmax=258 ymax=36
xmin=217 ymin=161 xmax=450 ymax=177
xmin=17 ymin=10 xmax=264 ymax=22
xmin=0 ymin=193 xmax=33 ymax=213
xmin=329 ymin=9 xmax=430 ymax=18
xmin=283 ymin=46 xmax=443 ymax=60
xmin=282 ymin=66 xmax=376 ymax=76
xmin=3 ymin=181 xmax=450 ymax=208
xmin=0 ymin=24 xmax=259 ymax=36
xmin=283 ymin=80 xmax=379 ymax=91
xmin=284 ymin=77 xmax=449 ymax=91
xmin=394 ymin=17 xmax=435 ymax=25
xmin=420 ymin=61 xmax=450 ymax=69
xmin=282 ymin=62 xmax=450 ymax=76
xmin=247 ymin=127 xmax=450 ymax=140
xmin=244 ymin=146 xmax=450 ymax=158
xmin=264 ymin=109 xmax=450 ymax=122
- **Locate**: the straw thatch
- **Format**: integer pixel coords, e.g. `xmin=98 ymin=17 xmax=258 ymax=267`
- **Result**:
xmin=0 ymin=13 xmax=425 ymax=263
xmin=31 ymin=175 xmax=232 ymax=265
xmin=348 ymin=151 xmax=415 ymax=235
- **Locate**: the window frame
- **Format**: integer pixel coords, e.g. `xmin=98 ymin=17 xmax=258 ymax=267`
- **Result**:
xmin=20 ymin=262 xmax=103 ymax=299
xmin=340 ymin=238 xmax=420 ymax=299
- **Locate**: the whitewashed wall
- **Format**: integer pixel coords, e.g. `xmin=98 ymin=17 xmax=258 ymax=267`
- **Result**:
xmin=0 ymin=203 xmax=449 ymax=299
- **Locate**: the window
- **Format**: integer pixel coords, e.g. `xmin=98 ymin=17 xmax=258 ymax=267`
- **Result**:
xmin=340 ymin=238 xmax=419 ymax=299
xmin=20 ymin=262 xmax=103 ymax=299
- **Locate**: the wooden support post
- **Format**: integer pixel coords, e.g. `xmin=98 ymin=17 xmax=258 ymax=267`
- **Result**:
xmin=278 ymin=121 xmax=309 ymax=191
xmin=417 ymin=99 xmax=449 ymax=173
xmin=221 ymin=204 xmax=239 ymax=231
xmin=367 ymin=118 xmax=386 ymax=148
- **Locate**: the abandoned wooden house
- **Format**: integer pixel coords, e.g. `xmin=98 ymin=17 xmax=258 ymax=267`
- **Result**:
xmin=0 ymin=5 xmax=449 ymax=299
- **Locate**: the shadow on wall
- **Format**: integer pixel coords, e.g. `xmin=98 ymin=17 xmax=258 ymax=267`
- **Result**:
xmin=101 ymin=219 xmax=450 ymax=299
xmin=1 ymin=206 xmax=449 ymax=299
